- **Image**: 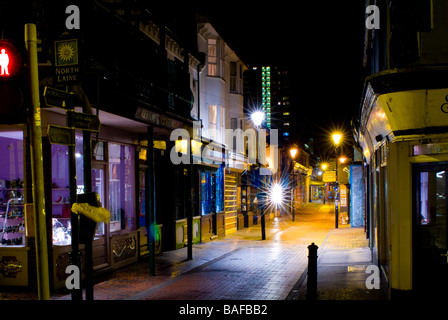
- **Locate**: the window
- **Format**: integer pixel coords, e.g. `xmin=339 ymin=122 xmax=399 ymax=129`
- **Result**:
xmin=230 ymin=62 xmax=236 ymax=92
xmin=0 ymin=131 xmax=25 ymax=247
xmin=201 ymin=164 xmax=224 ymax=215
xmin=208 ymin=39 xmax=218 ymax=76
xmin=207 ymin=38 xmax=223 ymax=77
xmin=108 ymin=143 xmax=135 ymax=232
xmin=231 ymin=118 xmax=238 ymax=153
xmin=220 ymin=106 xmax=225 ymax=143
xmin=208 ymin=105 xmax=217 ymax=140
xmin=230 ymin=62 xmax=244 ymax=93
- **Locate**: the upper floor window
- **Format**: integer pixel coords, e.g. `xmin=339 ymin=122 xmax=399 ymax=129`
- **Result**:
xmin=207 ymin=38 xmax=223 ymax=77
xmin=230 ymin=61 xmax=243 ymax=93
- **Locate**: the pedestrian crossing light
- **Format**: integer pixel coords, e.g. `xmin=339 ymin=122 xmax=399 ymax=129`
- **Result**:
xmin=0 ymin=49 xmax=10 ymax=76
xmin=0 ymin=40 xmax=25 ymax=123
xmin=0 ymin=41 xmax=22 ymax=80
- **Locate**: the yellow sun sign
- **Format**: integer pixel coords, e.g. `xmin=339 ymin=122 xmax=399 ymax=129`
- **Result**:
xmin=58 ymin=44 xmax=74 ymax=63
xmin=54 ymin=39 xmax=78 ymax=67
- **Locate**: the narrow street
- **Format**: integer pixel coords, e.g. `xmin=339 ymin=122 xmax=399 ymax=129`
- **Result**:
xmin=129 ymin=204 xmax=334 ymax=300
xmin=60 ymin=203 xmax=338 ymax=300
xmin=3 ymin=202 xmax=380 ymax=303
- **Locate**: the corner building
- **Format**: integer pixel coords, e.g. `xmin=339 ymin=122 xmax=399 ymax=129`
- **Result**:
xmin=356 ymin=0 xmax=448 ymax=299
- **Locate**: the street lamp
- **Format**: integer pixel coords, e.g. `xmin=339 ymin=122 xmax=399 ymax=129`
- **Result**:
xmin=320 ymin=163 xmax=328 ymax=204
xmin=251 ymin=110 xmax=265 ymax=128
xmin=289 ymin=146 xmax=299 ymax=221
xmin=332 ymin=133 xmax=342 ymax=146
xmin=332 ymin=132 xmax=343 ymax=228
xmin=250 ymin=110 xmax=266 ymax=239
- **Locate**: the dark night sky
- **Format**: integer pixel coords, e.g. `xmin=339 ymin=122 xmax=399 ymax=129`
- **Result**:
xmin=189 ymin=1 xmax=367 ymax=150
xmin=2 ymin=0 xmax=366 ymax=153
xmin=181 ymin=1 xmax=366 ymax=156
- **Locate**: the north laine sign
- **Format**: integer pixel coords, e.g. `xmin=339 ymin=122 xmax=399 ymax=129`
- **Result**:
xmin=54 ymin=39 xmax=80 ymax=84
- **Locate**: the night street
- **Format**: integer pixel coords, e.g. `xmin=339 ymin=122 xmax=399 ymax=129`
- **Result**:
xmin=1 ymin=0 xmax=448 ymax=309
xmin=3 ymin=202 xmax=380 ymax=301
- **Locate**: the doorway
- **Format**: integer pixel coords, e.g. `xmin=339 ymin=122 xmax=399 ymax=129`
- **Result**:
xmin=413 ymin=163 xmax=448 ymax=297
xmin=91 ymin=164 xmax=109 ymax=269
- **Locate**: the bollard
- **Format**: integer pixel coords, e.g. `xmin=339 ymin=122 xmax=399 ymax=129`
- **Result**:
xmin=307 ymin=242 xmax=318 ymax=300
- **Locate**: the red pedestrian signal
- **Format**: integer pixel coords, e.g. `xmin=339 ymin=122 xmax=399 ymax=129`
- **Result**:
xmin=0 ymin=49 xmax=10 ymax=76
xmin=0 ymin=41 xmax=22 ymax=81
xmin=0 ymin=40 xmax=26 ymax=123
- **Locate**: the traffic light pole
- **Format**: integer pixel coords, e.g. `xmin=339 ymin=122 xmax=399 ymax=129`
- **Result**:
xmin=25 ymin=23 xmax=50 ymax=300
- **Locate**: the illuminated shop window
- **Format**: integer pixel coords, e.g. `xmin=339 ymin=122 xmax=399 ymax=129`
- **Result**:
xmin=201 ymin=164 xmax=224 ymax=215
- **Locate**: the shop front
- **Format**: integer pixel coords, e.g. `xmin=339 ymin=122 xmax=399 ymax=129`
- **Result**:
xmin=43 ymin=108 xmax=145 ymax=289
xmin=198 ymin=140 xmax=226 ymax=242
xmin=357 ymin=81 xmax=448 ymax=299
xmin=0 ymin=127 xmax=29 ymax=287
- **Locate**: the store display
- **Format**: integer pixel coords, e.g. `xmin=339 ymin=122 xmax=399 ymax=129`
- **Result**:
xmin=52 ymin=218 xmax=71 ymax=245
xmin=0 ymin=197 xmax=25 ymax=247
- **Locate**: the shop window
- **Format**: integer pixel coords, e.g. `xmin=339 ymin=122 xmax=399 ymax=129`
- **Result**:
xmin=201 ymin=164 xmax=224 ymax=215
xmin=93 ymin=141 xmax=105 ymax=161
xmin=0 ymin=131 xmax=24 ymax=246
xmin=108 ymin=143 xmax=135 ymax=232
xmin=51 ymin=134 xmax=85 ymax=245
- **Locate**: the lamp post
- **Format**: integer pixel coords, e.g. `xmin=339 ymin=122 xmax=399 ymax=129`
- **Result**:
xmin=250 ymin=110 xmax=266 ymax=239
xmin=289 ymin=147 xmax=298 ymax=221
xmin=321 ymin=163 xmax=328 ymax=204
xmin=332 ymin=133 xmax=342 ymax=228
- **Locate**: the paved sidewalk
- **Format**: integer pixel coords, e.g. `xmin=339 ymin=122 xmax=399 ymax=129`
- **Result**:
xmin=287 ymin=225 xmax=386 ymax=300
xmin=1 ymin=203 xmax=385 ymax=301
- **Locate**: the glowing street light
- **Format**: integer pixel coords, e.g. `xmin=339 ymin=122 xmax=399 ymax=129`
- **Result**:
xmin=251 ymin=110 xmax=265 ymax=128
xmin=289 ymin=147 xmax=298 ymax=159
xmin=331 ymin=132 xmax=343 ymax=229
xmin=270 ymin=183 xmax=284 ymax=206
xmin=289 ymin=146 xmax=298 ymax=222
xmin=332 ymin=133 xmax=342 ymax=146
xmin=339 ymin=156 xmax=347 ymax=164
xmin=321 ymin=163 xmax=328 ymax=171
xmin=250 ymin=109 xmax=266 ymax=239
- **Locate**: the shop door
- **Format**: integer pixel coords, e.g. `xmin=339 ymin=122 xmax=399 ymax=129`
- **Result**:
xmin=413 ymin=163 xmax=448 ymax=297
xmin=91 ymin=165 xmax=109 ymax=269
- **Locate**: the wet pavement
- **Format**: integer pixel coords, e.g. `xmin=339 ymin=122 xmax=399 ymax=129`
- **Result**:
xmin=1 ymin=202 xmax=385 ymax=302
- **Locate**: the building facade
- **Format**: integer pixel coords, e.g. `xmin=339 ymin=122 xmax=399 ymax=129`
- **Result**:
xmin=356 ymin=0 xmax=448 ymax=299
xmin=196 ymin=16 xmax=250 ymax=239
xmin=0 ymin=0 xmax=202 ymax=289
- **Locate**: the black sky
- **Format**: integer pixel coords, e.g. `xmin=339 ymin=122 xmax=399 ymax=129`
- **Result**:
xmin=191 ymin=1 xmax=366 ymax=149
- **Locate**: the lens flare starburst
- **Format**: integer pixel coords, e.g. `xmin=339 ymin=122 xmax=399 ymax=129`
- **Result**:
xmin=256 ymin=171 xmax=294 ymax=217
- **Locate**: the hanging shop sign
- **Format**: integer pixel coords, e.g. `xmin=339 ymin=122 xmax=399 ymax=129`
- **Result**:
xmin=135 ymin=106 xmax=182 ymax=130
xmin=322 ymin=171 xmax=336 ymax=183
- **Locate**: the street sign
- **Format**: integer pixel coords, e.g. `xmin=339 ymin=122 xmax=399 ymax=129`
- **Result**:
xmin=54 ymin=39 xmax=80 ymax=85
xmin=323 ymin=171 xmax=336 ymax=183
xmin=67 ymin=110 xmax=101 ymax=132
xmin=43 ymin=86 xmax=74 ymax=109
xmin=47 ymin=124 xmax=75 ymax=146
